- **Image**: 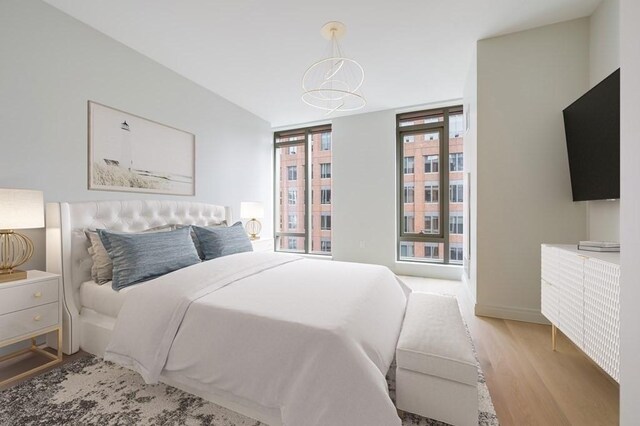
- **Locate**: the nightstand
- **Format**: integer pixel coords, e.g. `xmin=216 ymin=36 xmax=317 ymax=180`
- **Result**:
xmin=252 ymin=238 xmax=274 ymax=252
xmin=0 ymin=271 xmax=62 ymax=386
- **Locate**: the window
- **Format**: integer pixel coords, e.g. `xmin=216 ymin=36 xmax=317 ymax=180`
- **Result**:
xmin=287 ymin=214 xmax=297 ymax=230
xmin=449 ymin=153 xmax=463 ymax=172
xmin=320 ymin=163 xmax=331 ymax=179
xmin=400 ymin=242 xmax=415 ymax=258
xmin=288 ymin=238 xmax=298 ymax=250
xmin=424 ymin=243 xmax=440 ymax=259
xmin=404 ymin=183 xmax=415 ymax=204
xmin=424 ymin=183 xmax=439 ymax=203
xmin=449 ymin=214 xmax=463 ymax=234
xmin=423 ymin=213 xmax=440 ymax=234
xmin=404 ymin=213 xmax=415 ymax=233
xmin=321 ymin=213 xmax=331 ymax=230
xmin=397 ymin=106 xmax=464 ymax=264
xmin=288 ymin=189 xmax=297 ymax=205
xmin=403 ymin=156 xmax=415 ymax=174
xmin=424 ymin=155 xmax=439 ymax=173
xmin=321 ymin=132 xmax=331 ymax=150
xmin=320 ymin=239 xmax=331 ymax=252
xmin=321 ymin=188 xmax=331 ymax=204
xmin=287 ymin=166 xmax=297 ymax=181
xmin=275 ymin=125 xmax=332 ymax=255
xmin=450 ymin=244 xmax=463 ymax=263
xmin=450 ymin=182 xmax=463 ymax=203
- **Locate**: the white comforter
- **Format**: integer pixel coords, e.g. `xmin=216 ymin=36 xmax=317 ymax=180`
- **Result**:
xmin=105 ymin=252 xmax=408 ymax=426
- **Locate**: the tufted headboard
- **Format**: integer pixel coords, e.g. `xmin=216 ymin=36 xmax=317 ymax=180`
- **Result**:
xmin=46 ymin=200 xmax=232 ymax=354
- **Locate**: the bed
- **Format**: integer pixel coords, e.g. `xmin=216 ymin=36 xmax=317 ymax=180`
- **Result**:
xmin=46 ymin=200 xmax=408 ymax=426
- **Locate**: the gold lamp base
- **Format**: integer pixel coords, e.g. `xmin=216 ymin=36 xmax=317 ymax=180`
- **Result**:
xmin=1 ymin=230 xmax=34 ymax=284
xmin=0 ymin=269 xmax=27 ymax=283
xmin=245 ymin=218 xmax=262 ymax=241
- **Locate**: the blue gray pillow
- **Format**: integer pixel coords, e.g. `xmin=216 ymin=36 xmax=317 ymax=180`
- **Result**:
xmin=98 ymin=226 xmax=201 ymax=291
xmin=192 ymin=222 xmax=253 ymax=260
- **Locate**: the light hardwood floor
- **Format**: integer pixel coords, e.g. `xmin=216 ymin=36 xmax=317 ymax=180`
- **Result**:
xmin=0 ymin=277 xmax=619 ymax=425
xmin=400 ymin=275 xmax=619 ymax=426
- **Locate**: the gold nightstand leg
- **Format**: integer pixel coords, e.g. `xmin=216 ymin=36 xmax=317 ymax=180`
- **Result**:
xmin=551 ymin=324 xmax=557 ymax=351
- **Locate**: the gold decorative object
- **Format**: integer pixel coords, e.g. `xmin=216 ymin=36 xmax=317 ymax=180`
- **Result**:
xmin=240 ymin=201 xmax=264 ymax=241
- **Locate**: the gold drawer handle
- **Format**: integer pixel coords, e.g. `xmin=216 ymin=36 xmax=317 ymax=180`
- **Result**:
xmin=33 ymin=291 xmax=42 ymax=298
xmin=33 ymin=315 xmax=41 ymax=322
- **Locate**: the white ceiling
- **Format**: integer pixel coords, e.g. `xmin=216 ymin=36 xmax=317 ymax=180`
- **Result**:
xmin=44 ymin=0 xmax=600 ymax=127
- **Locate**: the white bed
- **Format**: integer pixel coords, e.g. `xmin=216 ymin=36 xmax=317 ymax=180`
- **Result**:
xmin=46 ymin=200 xmax=408 ymax=426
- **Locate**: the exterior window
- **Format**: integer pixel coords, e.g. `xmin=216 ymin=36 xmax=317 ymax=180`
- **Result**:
xmin=321 ymin=213 xmax=331 ymax=230
xmin=424 ymin=183 xmax=439 ymax=203
xmin=397 ymin=106 xmax=464 ymax=264
xmin=449 ymin=214 xmax=463 ymax=234
xmin=403 ymin=156 xmax=415 ymax=174
xmin=400 ymin=242 xmax=415 ymax=258
xmin=404 ymin=183 xmax=415 ymax=204
xmin=320 ymin=239 xmax=331 ymax=252
xmin=449 ymin=153 xmax=463 ymax=172
xmin=320 ymin=188 xmax=331 ymax=204
xmin=321 ymin=132 xmax=331 ymax=150
xmin=450 ymin=244 xmax=463 ymax=262
xmin=424 ymin=155 xmax=439 ymax=173
xmin=423 ymin=213 xmax=440 ymax=234
xmin=404 ymin=213 xmax=415 ymax=233
xmin=320 ymin=163 xmax=331 ymax=179
xmin=287 ymin=214 xmax=297 ymax=230
xmin=275 ymin=126 xmax=332 ymax=255
xmin=450 ymin=182 xmax=463 ymax=203
xmin=288 ymin=189 xmax=297 ymax=205
xmin=287 ymin=166 xmax=297 ymax=181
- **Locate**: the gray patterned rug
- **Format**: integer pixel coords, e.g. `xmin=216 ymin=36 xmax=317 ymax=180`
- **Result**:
xmin=0 ymin=355 xmax=498 ymax=425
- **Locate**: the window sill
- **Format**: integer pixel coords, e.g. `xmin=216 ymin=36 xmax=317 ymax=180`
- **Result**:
xmin=393 ymin=260 xmax=463 ymax=281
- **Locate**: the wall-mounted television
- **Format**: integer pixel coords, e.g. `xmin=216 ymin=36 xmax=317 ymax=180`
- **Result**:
xmin=563 ymin=68 xmax=620 ymax=201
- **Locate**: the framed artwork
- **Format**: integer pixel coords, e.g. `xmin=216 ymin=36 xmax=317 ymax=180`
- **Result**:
xmin=88 ymin=101 xmax=195 ymax=196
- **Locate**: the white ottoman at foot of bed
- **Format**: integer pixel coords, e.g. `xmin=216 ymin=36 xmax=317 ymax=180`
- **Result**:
xmin=396 ymin=292 xmax=478 ymax=426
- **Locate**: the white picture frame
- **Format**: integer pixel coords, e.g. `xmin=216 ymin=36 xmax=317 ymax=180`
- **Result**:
xmin=88 ymin=101 xmax=195 ymax=196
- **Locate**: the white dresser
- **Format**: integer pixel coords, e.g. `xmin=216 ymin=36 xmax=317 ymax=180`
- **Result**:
xmin=541 ymin=244 xmax=620 ymax=382
xmin=0 ymin=271 xmax=62 ymax=385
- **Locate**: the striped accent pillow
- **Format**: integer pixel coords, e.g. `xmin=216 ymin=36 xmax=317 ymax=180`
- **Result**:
xmin=192 ymin=222 xmax=253 ymax=260
xmin=98 ymin=226 xmax=201 ymax=291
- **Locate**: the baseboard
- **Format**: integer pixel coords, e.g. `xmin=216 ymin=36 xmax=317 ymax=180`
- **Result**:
xmin=474 ymin=303 xmax=549 ymax=324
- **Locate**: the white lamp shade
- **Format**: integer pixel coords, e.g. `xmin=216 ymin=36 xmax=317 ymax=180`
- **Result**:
xmin=240 ymin=202 xmax=264 ymax=219
xmin=0 ymin=189 xmax=44 ymax=229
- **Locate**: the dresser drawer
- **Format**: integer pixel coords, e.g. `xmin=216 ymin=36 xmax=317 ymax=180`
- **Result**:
xmin=0 ymin=302 xmax=59 ymax=342
xmin=0 ymin=278 xmax=58 ymax=315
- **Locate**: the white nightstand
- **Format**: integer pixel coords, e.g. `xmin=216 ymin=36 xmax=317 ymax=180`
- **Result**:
xmin=251 ymin=238 xmax=274 ymax=252
xmin=0 ymin=271 xmax=62 ymax=386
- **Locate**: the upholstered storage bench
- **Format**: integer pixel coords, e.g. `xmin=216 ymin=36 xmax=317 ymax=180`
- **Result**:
xmin=396 ymin=293 xmax=478 ymax=426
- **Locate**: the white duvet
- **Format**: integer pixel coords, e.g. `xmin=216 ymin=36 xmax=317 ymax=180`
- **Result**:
xmin=105 ymin=252 xmax=408 ymax=426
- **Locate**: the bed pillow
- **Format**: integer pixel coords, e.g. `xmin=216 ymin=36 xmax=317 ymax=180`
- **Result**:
xmin=98 ymin=226 xmax=201 ymax=291
xmin=192 ymin=222 xmax=253 ymax=260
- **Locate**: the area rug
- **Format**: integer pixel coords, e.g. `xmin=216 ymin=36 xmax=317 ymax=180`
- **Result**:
xmin=0 ymin=355 xmax=498 ymax=425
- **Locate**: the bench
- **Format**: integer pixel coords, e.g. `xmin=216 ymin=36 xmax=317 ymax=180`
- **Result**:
xmin=396 ymin=292 xmax=478 ymax=426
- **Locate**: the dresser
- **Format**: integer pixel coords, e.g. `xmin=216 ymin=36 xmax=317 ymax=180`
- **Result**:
xmin=541 ymin=244 xmax=620 ymax=382
xmin=0 ymin=271 xmax=62 ymax=385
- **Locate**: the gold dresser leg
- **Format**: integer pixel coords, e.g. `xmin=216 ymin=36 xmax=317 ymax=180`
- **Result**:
xmin=552 ymin=324 xmax=557 ymax=351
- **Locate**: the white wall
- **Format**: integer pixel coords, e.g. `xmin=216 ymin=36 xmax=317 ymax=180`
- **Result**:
xmin=619 ymin=0 xmax=640 ymax=423
xmin=475 ymin=19 xmax=589 ymax=322
xmin=0 ymin=0 xmax=273 ymax=272
xmin=331 ymin=109 xmax=463 ymax=280
xmin=587 ymin=0 xmax=620 ymax=242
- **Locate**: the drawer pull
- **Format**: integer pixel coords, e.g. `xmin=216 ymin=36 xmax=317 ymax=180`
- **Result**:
xmin=33 ymin=315 xmax=41 ymax=322
xmin=33 ymin=291 xmax=42 ymax=298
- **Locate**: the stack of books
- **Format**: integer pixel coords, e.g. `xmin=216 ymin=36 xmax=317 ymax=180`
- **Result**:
xmin=577 ymin=241 xmax=620 ymax=252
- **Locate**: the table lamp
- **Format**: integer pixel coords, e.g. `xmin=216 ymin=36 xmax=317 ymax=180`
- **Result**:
xmin=240 ymin=201 xmax=264 ymax=240
xmin=0 ymin=189 xmax=44 ymax=283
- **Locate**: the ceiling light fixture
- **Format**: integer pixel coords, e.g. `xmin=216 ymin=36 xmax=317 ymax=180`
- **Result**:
xmin=302 ymin=21 xmax=366 ymax=115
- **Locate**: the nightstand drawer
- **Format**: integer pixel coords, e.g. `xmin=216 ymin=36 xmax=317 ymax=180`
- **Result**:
xmin=0 ymin=302 xmax=59 ymax=342
xmin=0 ymin=279 xmax=58 ymax=315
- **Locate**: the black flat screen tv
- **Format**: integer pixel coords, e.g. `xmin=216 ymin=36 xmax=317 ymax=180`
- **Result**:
xmin=563 ymin=68 xmax=620 ymax=201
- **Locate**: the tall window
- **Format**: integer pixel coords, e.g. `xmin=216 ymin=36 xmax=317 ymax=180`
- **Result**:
xmin=275 ymin=125 xmax=332 ymax=255
xmin=397 ymin=106 xmax=464 ymax=264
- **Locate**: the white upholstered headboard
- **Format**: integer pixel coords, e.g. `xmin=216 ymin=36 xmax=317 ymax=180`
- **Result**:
xmin=46 ymin=200 xmax=232 ymax=354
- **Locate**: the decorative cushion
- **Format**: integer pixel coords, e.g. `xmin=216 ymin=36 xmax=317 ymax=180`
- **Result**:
xmin=192 ymin=222 xmax=253 ymax=260
xmin=98 ymin=226 xmax=201 ymax=291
